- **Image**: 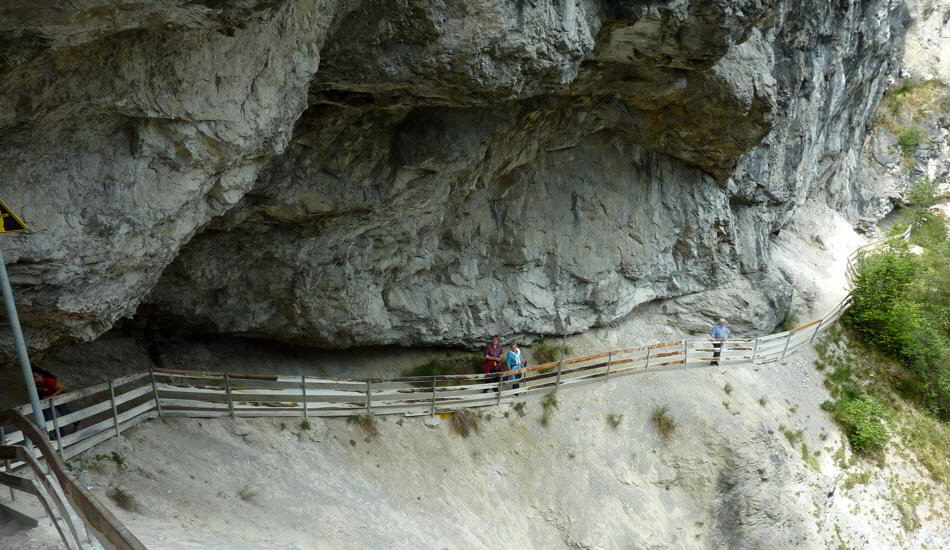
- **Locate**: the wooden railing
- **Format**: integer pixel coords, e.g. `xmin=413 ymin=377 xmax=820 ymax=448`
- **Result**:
xmin=0 ymin=229 xmax=907 ymax=549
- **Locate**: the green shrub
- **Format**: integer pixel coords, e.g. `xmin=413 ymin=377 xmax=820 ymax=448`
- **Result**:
xmin=832 ymin=397 xmax=891 ymax=453
xmin=905 ymin=178 xmax=939 ymax=208
xmin=897 ymin=126 xmax=925 ymax=159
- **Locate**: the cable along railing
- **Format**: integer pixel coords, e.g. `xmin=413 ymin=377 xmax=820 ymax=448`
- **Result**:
xmin=0 ymin=230 xmax=905 ymax=549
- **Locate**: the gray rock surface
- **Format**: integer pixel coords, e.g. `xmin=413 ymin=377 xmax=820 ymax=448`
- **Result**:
xmin=146 ymin=0 xmax=906 ymax=348
xmin=0 ymin=0 xmax=909 ymax=352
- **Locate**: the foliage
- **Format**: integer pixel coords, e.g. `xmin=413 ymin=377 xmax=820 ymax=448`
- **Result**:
xmin=298 ymin=419 xmax=312 ymax=431
xmin=540 ymin=393 xmax=560 ymax=427
xmin=831 ymin=397 xmax=891 ymax=453
xmin=842 ymin=471 xmax=872 ymax=490
xmin=651 ymin=405 xmax=677 ymax=440
xmin=723 ymin=382 xmax=733 ymax=395
xmin=237 ymin=484 xmax=257 ymax=502
xmin=107 ymin=486 xmax=141 ymax=513
xmin=532 ymin=340 xmax=572 ymax=373
xmin=605 ymin=413 xmax=623 ymax=429
xmin=846 ymin=228 xmax=950 ymax=417
xmin=896 ymin=125 xmax=925 ymax=159
xmin=347 ymin=413 xmax=379 ymax=438
xmin=449 ymin=409 xmax=481 ymax=438
xmin=778 ymin=307 xmax=801 ymax=333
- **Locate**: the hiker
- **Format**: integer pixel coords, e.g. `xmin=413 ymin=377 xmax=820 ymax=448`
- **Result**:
xmin=32 ymin=368 xmax=72 ymax=430
xmin=506 ymin=342 xmax=527 ymax=390
xmin=483 ymin=335 xmax=503 ymax=376
xmin=709 ymin=318 xmax=730 ymax=366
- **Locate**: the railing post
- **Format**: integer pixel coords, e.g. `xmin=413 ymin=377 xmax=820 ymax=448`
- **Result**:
xmin=780 ymin=331 xmax=793 ymax=359
xmin=554 ymin=362 xmax=563 ymax=392
xmin=108 ymin=380 xmax=121 ymax=438
xmin=683 ymin=340 xmax=688 ymax=367
xmin=810 ymin=318 xmax=824 ymax=343
xmin=301 ymin=375 xmax=308 ymax=419
xmin=224 ymin=373 xmax=234 ymax=419
xmin=0 ymin=427 xmax=13 ymax=501
xmin=365 ymin=379 xmax=372 ymax=415
xmin=496 ymin=373 xmax=504 ymax=406
xmin=149 ymin=367 xmax=163 ymax=418
xmin=603 ymin=352 xmax=612 ymax=381
xmin=431 ymin=377 xmax=438 ymax=415
xmin=751 ymin=338 xmax=759 ymax=363
xmin=644 ymin=346 xmax=651 ymax=369
xmin=49 ymin=398 xmax=63 ymax=455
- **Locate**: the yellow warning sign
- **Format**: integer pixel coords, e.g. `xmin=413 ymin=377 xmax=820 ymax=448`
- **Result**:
xmin=0 ymin=200 xmax=27 ymax=233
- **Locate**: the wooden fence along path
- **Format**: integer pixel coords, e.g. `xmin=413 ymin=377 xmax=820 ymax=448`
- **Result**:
xmin=0 ymin=232 xmax=904 ymax=549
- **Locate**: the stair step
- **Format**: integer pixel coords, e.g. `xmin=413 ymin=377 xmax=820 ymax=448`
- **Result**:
xmin=0 ymin=497 xmax=42 ymax=528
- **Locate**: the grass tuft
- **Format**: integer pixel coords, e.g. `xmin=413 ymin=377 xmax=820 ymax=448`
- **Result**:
xmin=450 ymin=410 xmax=481 ymax=438
xmin=651 ymin=405 xmax=677 ymax=440
xmin=347 ymin=414 xmax=379 ymax=439
xmin=237 ymin=484 xmax=257 ymax=502
xmin=606 ymin=413 xmax=623 ymax=429
xmin=299 ymin=419 xmax=312 ymax=431
xmin=540 ymin=393 xmax=560 ymax=427
xmin=107 ymin=486 xmax=141 ymax=513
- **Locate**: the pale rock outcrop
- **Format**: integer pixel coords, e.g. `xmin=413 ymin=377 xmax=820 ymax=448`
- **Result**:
xmin=145 ymin=0 xmax=906 ymax=348
xmin=0 ymin=0 xmax=909 ymax=352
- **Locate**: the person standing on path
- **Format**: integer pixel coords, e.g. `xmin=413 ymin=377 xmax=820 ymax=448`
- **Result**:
xmin=483 ymin=335 xmax=503 ymax=376
xmin=506 ymin=342 xmax=527 ymax=390
xmin=709 ymin=318 xmax=730 ymax=366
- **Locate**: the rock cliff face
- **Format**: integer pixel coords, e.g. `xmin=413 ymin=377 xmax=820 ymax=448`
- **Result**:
xmin=0 ymin=0 xmax=907 ymax=352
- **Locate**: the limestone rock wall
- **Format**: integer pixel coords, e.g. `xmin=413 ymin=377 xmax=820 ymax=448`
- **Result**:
xmin=0 ymin=0 xmax=909 ymax=352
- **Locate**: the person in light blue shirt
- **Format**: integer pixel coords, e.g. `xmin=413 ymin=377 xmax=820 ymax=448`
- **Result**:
xmin=709 ymin=318 xmax=730 ymax=365
xmin=506 ymin=342 xmax=527 ymax=390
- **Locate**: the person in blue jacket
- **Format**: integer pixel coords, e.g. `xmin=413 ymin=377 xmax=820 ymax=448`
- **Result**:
xmin=709 ymin=318 xmax=730 ymax=365
xmin=506 ymin=342 xmax=527 ymax=390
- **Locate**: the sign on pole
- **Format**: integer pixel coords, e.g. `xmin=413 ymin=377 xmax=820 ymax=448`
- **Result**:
xmin=0 ymin=199 xmax=42 ymax=427
xmin=0 ymin=199 xmax=28 ymax=233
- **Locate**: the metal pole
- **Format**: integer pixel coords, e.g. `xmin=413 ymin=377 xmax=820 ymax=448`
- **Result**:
xmin=751 ymin=338 xmax=759 ymax=363
xmin=0 ymin=249 xmax=43 ymax=427
xmin=644 ymin=347 xmax=651 ymax=369
xmin=301 ymin=375 xmax=308 ymax=419
xmin=683 ymin=341 xmax=688 ymax=367
xmin=603 ymin=352 xmax=612 ymax=381
xmin=431 ymin=377 xmax=438 ymax=415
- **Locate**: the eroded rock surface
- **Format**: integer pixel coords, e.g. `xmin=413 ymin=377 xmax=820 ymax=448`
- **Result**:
xmin=0 ymin=0 xmax=908 ymax=351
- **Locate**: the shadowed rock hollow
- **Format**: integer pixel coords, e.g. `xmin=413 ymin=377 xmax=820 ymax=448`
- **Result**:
xmin=0 ymin=0 xmax=907 ymax=354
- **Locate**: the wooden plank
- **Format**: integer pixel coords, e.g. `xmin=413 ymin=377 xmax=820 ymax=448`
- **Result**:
xmin=0 ymin=496 xmax=42 ymax=527
xmin=1 ymin=410 xmax=149 ymax=550
xmin=58 ymin=400 xmax=156 ymax=450
xmin=62 ymin=411 xmax=157 ymax=463
xmin=0 ymin=471 xmax=38 ymax=496
xmin=18 ymin=373 xmax=150 ymax=416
